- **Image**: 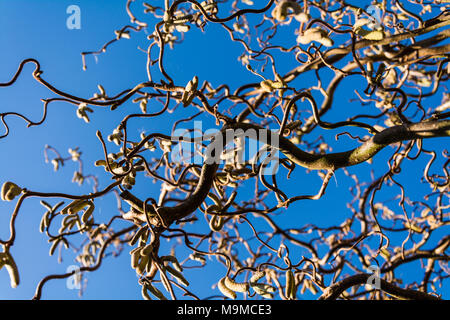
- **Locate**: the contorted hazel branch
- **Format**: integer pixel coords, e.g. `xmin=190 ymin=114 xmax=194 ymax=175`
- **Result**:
xmin=125 ymin=118 xmax=450 ymax=227
xmin=319 ymin=274 xmax=440 ymax=300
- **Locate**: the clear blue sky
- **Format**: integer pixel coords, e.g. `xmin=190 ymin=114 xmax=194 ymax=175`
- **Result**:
xmin=0 ymin=0 xmax=448 ymax=300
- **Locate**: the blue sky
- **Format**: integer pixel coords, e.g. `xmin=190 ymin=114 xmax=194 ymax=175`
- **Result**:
xmin=0 ymin=0 xmax=448 ymax=300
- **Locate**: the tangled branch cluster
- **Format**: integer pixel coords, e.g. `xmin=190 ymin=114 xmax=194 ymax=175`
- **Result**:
xmin=0 ymin=0 xmax=449 ymax=300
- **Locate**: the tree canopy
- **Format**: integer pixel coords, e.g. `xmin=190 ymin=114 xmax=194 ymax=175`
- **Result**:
xmin=0 ymin=0 xmax=449 ymax=300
